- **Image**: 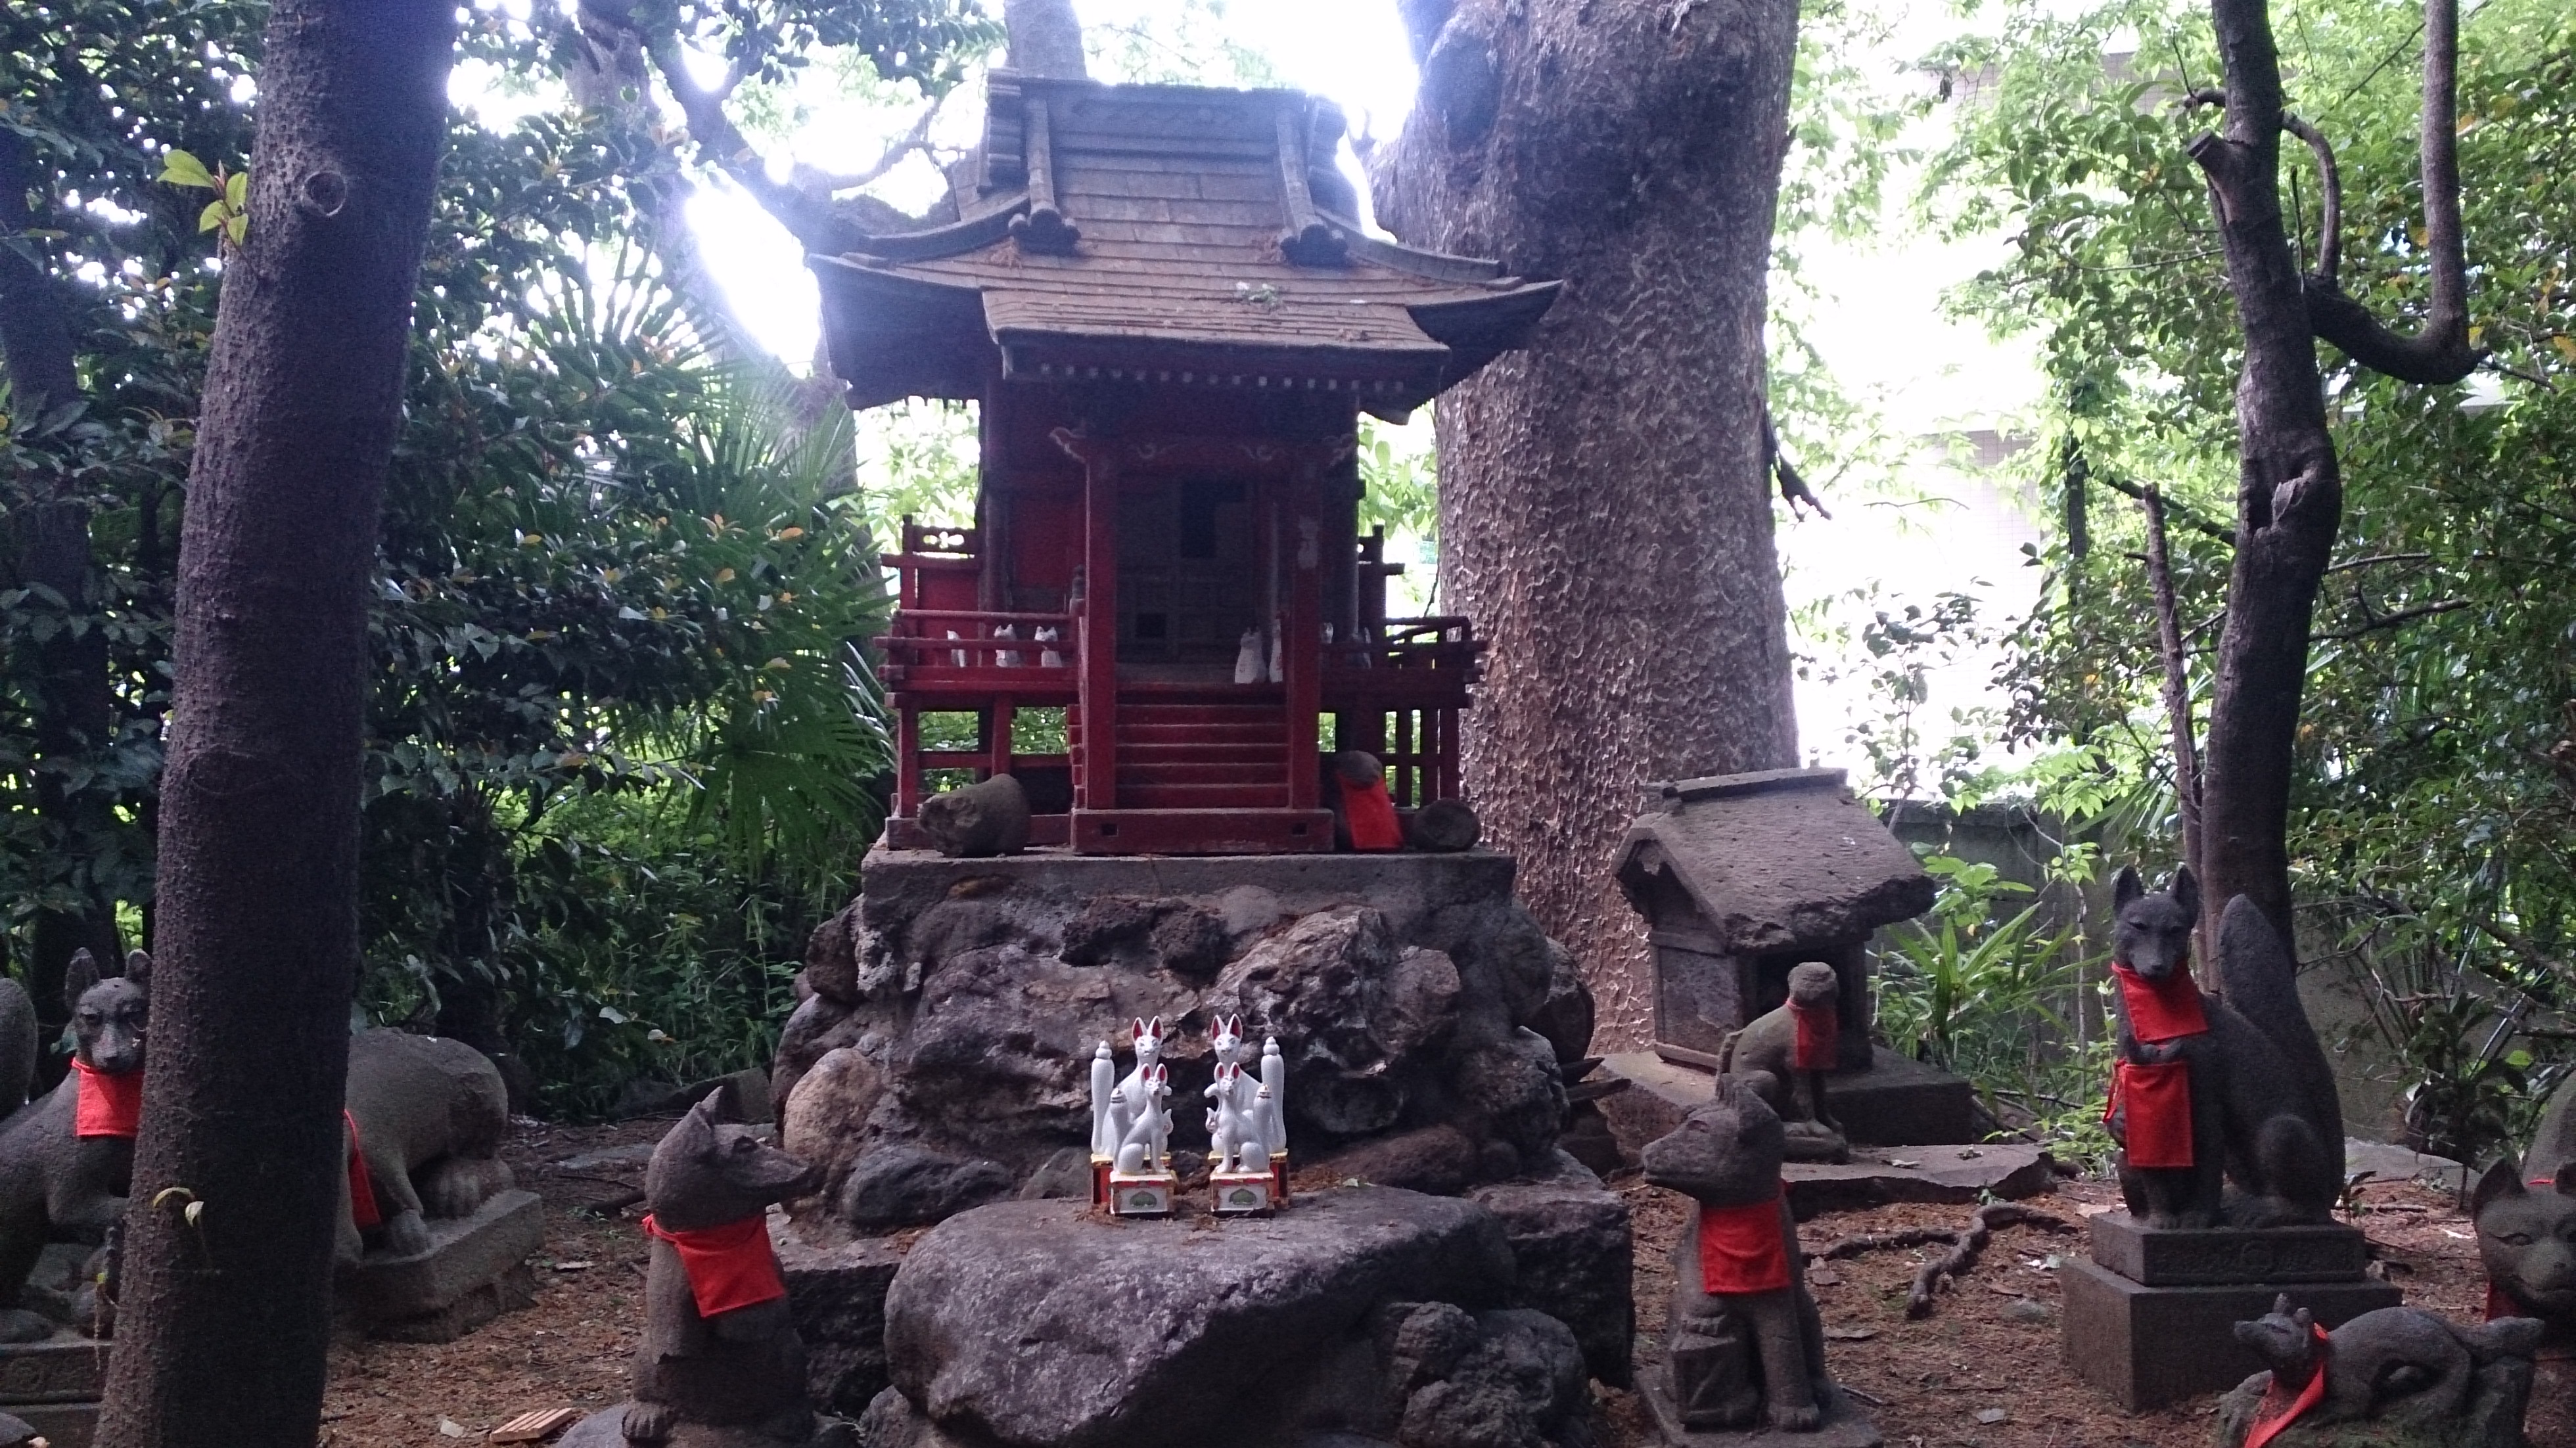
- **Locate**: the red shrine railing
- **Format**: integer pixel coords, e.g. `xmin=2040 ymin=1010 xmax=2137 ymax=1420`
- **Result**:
xmin=871 ymin=518 xmax=1480 ymax=844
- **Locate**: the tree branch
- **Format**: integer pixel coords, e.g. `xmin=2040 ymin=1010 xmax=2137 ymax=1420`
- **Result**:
xmin=2278 ymin=112 xmax=2340 ymax=284
xmin=793 ymin=98 xmax=947 ymax=195
xmin=2096 ymin=471 xmax=2232 ymax=540
xmin=2142 ymin=487 xmax=2206 ymax=895
xmin=1762 ymin=403 xmax=1829 ymax=520
xmin=2302 ymin=0 xmax=2479 ymax=385
xmin=2311 ymin=597 xmax=2469 ymax=641
xmin=2323 ymin=551 xmax=2431 ymax=574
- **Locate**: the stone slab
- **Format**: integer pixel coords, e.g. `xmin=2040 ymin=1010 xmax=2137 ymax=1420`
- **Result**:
xmin=1781 ymin=1144 xmax=2057 ymax=1218
xmin=1637 ymin=1364 xmax=1882 ymax=1448
xmin=338 ymin=1188 xmax=543 ymax=1338
xmin=2059 ymin=1257 xmax=2402 ymax=1410
xmin=1600 ymin=1049 xmax=1975 ymax=1162
xmin=773 ymin=1213 xmax=906 ymax=1418
xmin=0 ymin=1338 xmax=104 ymax=1403
xmin=2345 ymin=1137 xmax=2469 ymax=1194
xmin=2088 ymin=1211 xmax=2370 ymax=1286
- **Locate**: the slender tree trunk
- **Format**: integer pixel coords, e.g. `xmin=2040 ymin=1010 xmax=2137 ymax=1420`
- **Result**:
xmin=2190 ymin=0 xmax=2346 ymax=952
xmin=95 ymin=5 xmax=457 ymax=1445
xmin=1 ymin=125 xmax=127 ymax=1018
xmin=1372 ymin=0 xmax=1803 ymax=1042
xmin=1004 ymin=0 xmax=1088 ymax=78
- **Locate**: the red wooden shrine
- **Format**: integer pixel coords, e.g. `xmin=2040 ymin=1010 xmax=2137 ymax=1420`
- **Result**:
xmin=811 ymin=72 xmax=1556 ymax=854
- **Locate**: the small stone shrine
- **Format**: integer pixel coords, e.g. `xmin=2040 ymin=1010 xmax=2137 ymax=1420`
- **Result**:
xmin=1609 ymin=768 xmax=1969 ymax=1146
xmin=2061 ymin=872 xmax=2399 ymax=1409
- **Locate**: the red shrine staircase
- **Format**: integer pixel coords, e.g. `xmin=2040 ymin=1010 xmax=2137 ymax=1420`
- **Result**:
xmin=1085 ymin=696 xmax=1291 ymax=812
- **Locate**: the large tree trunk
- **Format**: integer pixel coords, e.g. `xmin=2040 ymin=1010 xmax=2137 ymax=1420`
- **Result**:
xmin=95 ymin=4 xmax=457 ymax=1445
xmin=1372 ymin=0 xmax=1803 ymax=1041
xmin=0 ymin=127 xmax=126 ymax=1018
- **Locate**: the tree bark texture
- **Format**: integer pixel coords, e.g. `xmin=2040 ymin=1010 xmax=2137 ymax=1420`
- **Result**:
xmin=1373 ymin=0 xmax=1803 ymax=1043
xmin=2187 ymin=0 xmax=2346 ymax=952
xmin=1004 ymin=0 xmax=1088 ymax=79
xmin=1 ymin=123 xmax=127 ymax=1015
xmin=95 ymin=4 xmax=457 ymax=1445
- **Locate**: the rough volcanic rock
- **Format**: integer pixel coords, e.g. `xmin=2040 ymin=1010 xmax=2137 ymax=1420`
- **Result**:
xmin=883 ymin=1189 xmax=1515 ymax=1448
xmin=840 ymin=1144 xmax=1014 ymax=1231
xmin=1469 ymin=1158 xmax=1634 ymax=1387
xmin=783 ymin=1047 xmax=883 ymax=1204
xmin=1523 ymin=944 xmax=1594 ymax=1065
xmin=1391 ymin=1307 xmax=1589 ymax=1448
xmin=782 ymin=851 xmax=1582 ymax=1229
xmin=774 ymin=1221 xmax=905 ymax=1416
xmin=1314 ymin=1126 xmax=1479 ymax=1196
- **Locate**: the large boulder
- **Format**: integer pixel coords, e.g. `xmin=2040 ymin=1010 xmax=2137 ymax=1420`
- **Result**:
xmin=778 ymin=852 xmax=1584 ymax=1230
xmin=1470 ymin=1158 xmax=1634 ymax=1388
xmin=882 ymin=1188 xmax=1576 ymax=1448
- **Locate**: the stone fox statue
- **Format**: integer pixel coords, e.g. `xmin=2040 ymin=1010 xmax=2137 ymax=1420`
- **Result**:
xmin=338 ymin=1028 xmax=517 ymax=1263
xmin=563 ymin=1091 xmax=824 ymax=1448
xmin=2220 ymin=1294 xmax=2541 ymax=1447
xmin=2105 ymin=867 xmax=2341 ymax=1228
xmin=1718 ymin=961 xmax=1848 ymax=1163
xmin=0 ymin=949 xmax=149 ymax=1340
xmin=2471 ymin=1068 xmax=2576 ymax=1343
xmin=1642 ymin=1075 xmax=1832 ymax=1433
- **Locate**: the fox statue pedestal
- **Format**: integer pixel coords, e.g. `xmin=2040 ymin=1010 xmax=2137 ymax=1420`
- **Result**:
xmin=2063 ymin=1213 xmax=2401 ymax=1409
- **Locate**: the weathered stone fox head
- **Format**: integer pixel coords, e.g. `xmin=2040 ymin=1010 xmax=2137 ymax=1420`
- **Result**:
xmin=2112 ymin=865 xmax=2200 ymax=982
xmin=1785 ymin=962 xmax=1837 ymax=1008
xmin=64 ymin=948 xmax=149 ymax=1075
xmin=2473 ymin=1157 xmax=2576 ymax=1320
xmin=644 ymin=1090 xmax=817 ymax=1232
xmin=2234 ymin=1294 xmax=2322 ymax=1383
xmin=1642 ymin=1075 xmax=1785 ymax=1209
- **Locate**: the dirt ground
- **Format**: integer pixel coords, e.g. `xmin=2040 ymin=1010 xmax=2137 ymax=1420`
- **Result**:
xmin=320 ymin=1122 xmax=2563 ymax=1448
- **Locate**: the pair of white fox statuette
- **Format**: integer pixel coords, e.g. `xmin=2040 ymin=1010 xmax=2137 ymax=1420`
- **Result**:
xmin=1090 ymin=1015 xmax=1286 ymax=1215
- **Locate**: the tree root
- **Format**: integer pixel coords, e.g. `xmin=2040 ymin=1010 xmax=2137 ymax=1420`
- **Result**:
xmin=1805 ymin=1202 xmax=2075 ymax=1319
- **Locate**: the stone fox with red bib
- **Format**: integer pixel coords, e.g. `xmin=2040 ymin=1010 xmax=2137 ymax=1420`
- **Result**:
xmin=2106 ymin=867 xmax=2342 ymax=1229
xmin=0 ymin=948 xmax=147 ymax=1340
xmin=563 ymin=1089 xmax=823 ymax=1448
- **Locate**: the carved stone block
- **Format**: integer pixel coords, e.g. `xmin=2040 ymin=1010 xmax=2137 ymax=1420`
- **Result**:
xmin=338 ymin=1187 xmax=543 ymax=1340
xmin=2060 ymin=1258 xmax=2401 ymax=1409
xmin=2088 ymin=1211 xmax=2372 ymax=1286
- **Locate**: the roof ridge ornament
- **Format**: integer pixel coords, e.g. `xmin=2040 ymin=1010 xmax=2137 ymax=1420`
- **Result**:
xmin=1009 ymin=97 xmax=1080 ymax=255
xmin=1275 ymin=102 xmax=1348 ymax=267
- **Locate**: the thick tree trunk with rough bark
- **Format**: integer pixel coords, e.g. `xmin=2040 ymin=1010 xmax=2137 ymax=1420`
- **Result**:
xmin=1372 ymin=0 xmax=1803 ymax=1041
xmin=95 ymin=4 xmax=457 ymax=1445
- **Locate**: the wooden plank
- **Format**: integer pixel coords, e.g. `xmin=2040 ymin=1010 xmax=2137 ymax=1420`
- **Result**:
xmin=489 ymin=1407 xmax=583 ymax=1443
xmin=1079 ymin=457 xmax=1119 ymax=811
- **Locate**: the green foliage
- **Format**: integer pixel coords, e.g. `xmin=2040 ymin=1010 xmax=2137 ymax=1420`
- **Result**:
xmin=1875 ymin=850 xmax=2111 ymax=1155
xmin=0 ymin=0 xmax=1007 ymax=1114
xmin=1923 ymin=0 xmax=2576 ymax=1156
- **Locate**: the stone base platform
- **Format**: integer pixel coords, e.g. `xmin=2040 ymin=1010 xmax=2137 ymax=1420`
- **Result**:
xmin=1601 ymin=1049 xmax=1977 ymax=1160
xmin=1638 ymin=1366 xmax=1881 ymax=1448
xmin=338 ymin=1188 xmax=544 ymax=1342
xmin=773 ymin=1214 xmax=906 ymax=1418
xmin=0 ymin=1336 xmax=103 ymax=1448
xmin=2087 ymin=1211 xmax=2372 ymax=1286
xmin=2060 ymin=1258 xmax=2401 ymax=1409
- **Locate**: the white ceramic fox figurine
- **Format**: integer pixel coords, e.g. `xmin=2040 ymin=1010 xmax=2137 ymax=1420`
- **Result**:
xmin=1089 ymin=1041 xmax=1118 ymax=1158
xmin=1261 ymin=1034 xmax=1288 ymax=1158
xmin=1109 ymin=1018 xmax=1172 ymax=1174
xmin=1038 ymin=625 xmax=1065 ymax=668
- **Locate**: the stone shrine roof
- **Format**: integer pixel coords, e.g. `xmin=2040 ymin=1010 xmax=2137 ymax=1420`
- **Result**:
xmin=809 ymin=72 xmax=1559 ymax=412
xmin=1614 ymin=768 xmax=1936 ymax=955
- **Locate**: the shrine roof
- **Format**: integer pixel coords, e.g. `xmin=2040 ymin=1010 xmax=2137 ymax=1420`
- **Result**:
xmin=810 ymin=72 xmax=1558 ymax=413
xmin=1613 ymin=769 xmax=1937 ymax=954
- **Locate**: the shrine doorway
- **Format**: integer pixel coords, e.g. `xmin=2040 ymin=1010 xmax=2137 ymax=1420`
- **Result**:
xmin=1116 ymin=475 xmax=1260 ymax=673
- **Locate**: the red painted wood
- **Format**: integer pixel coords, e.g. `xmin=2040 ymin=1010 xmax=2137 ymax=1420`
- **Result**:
xmin=1285 ymin=470 xmax=1323 ymax=811
xmin=1080 ymin=461 xmax=1119 ymax=810
xmin=896 ymin=706 xmax=921 ymax=817
xmin=1069 ymin=809 xmax=1334 ymax=855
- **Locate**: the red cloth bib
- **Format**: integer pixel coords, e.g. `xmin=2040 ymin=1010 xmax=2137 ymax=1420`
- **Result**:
xmin=1790 ymin=1001 xmax=1839 ymax=1072
xmin=344 ymin=1110 xmax=383 ymax=1230
xmin=2107 ymin=1058 xmax=2195 ymax=1168
xmin=643 ymin=1212 xmax=787 ymax=1317
xmin=1697 ymin=1196 xmax=1793 ymax=1294
xmin=2243 ymin=1323 xmax=2331 ymax=1448
xmin=1339 ymin=776 xmax=1402 ymax=851
xmin=2487 ymin=1279 xmax=2520 ymax=1322
xmin=72 ymin=1059 xmax=142 ymax=1139
xmin=2111 ymin=964 xmax=2209 ymax=1042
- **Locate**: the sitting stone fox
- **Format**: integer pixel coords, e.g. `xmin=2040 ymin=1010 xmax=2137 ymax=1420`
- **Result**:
xmin=0 ymin=949 xmax=149 ymax=1340
xmin=564 ymin=1091 xmax=827 ymax=1448
xmin=2107 ymin=868 xmax=2342 ymax=1228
